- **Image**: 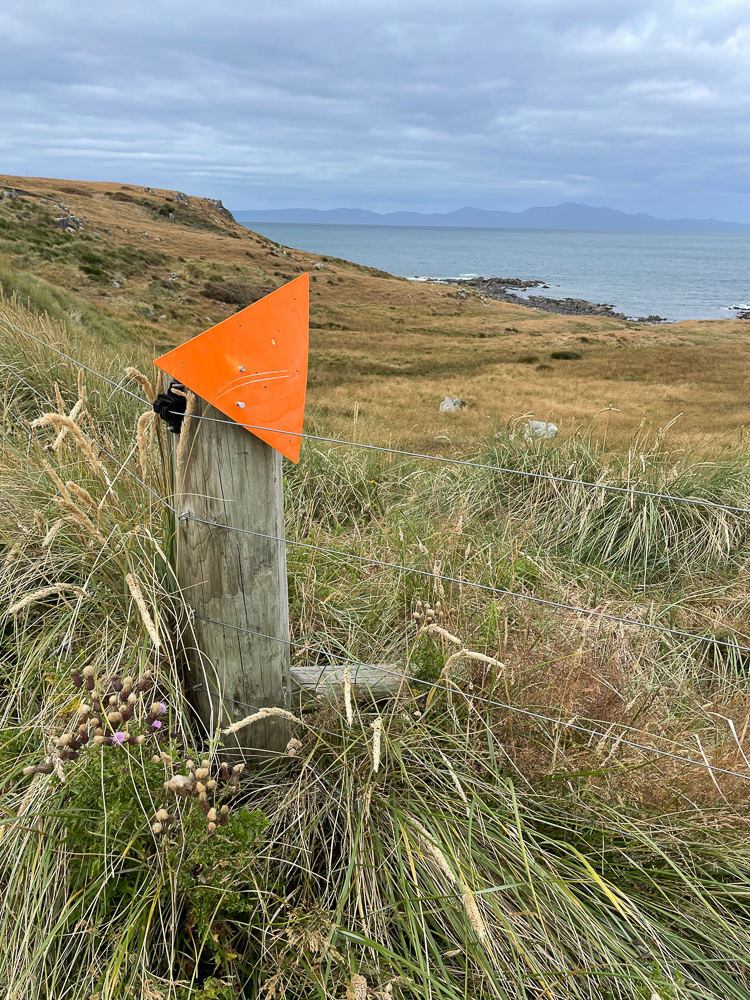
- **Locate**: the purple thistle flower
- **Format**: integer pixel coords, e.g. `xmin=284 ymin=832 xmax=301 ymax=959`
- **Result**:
xmin=112 ymin=731 xmax=129 ymax=745
xmin=150 ymin=720 xmax=163 ymax=730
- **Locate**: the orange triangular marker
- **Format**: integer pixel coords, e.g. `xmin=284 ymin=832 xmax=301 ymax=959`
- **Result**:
xmin=154 ymin=274 xmax=309 ymax=463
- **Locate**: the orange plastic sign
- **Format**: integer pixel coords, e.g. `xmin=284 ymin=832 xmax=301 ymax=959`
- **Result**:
xmin=154 ymin=273 xmax=309 ymax=463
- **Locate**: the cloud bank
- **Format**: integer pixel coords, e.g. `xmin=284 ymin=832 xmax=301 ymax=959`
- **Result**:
xmin=1 ymin=0 xmax=749 ymax=219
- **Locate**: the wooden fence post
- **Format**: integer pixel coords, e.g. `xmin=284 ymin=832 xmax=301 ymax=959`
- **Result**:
xmin=174 ymin=395 xmax=291 ymax=763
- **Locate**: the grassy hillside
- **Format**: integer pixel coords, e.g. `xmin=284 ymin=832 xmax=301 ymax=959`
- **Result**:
xmin=3 ymin=176 xmax=750 ymax=999
xmin=2 ymin=173 xmax=750 ymax=452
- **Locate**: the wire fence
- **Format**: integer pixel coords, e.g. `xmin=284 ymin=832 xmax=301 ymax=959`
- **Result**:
xmin=4 ymin=315 xmax=750 ymax=784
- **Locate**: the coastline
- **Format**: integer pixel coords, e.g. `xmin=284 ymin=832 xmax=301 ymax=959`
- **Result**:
xmin=437 ymin=275 xmax=668 ymax=323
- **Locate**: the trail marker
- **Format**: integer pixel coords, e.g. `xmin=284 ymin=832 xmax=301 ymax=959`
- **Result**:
xmin=154 ymin=272 xmax=309 ymax=462
xmin=154 ymin=275 xmax=309 ymax=761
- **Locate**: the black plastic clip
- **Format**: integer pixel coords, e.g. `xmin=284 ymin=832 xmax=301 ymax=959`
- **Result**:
xmin=153 ymin=382 xmax=187 ymax=434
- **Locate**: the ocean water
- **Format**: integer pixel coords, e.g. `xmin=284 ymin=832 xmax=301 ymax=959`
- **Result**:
xmin=242 ymin=222 xmax=750 ymax=322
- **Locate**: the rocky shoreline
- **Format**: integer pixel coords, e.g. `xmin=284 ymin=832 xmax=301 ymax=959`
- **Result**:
xmin=434 ymin=275 xmax=667 ymax=323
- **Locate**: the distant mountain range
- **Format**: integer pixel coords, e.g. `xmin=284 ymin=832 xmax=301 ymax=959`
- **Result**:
xmin=235 ymin=202 xmax=750 ymax=232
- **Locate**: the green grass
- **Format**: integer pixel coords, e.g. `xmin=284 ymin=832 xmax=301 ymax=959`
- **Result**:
xmin=2 ymin=295 xmax=750 ymax=998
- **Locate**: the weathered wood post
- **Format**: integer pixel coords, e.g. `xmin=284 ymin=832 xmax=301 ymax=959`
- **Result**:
xmin=174 ymin=396 xmax=291 ymax=762
xmin=153 ymin=274 xmax=309 ymax=764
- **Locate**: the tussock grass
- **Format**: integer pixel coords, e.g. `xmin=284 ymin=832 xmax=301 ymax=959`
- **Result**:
xmin=2 ymin=296 xmax=750 ymax=998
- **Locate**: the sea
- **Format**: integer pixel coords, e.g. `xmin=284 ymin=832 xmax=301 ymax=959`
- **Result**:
xmin=241 ymin=222 xmax=750 ymax=322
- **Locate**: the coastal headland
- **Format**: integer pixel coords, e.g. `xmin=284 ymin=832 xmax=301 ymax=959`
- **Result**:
xmin=2 ymin=173 xmax=749 ymax=451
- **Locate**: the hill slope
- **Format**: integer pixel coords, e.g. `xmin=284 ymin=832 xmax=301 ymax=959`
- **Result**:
xmin=2 ymin=173 xmax=750 ymax=451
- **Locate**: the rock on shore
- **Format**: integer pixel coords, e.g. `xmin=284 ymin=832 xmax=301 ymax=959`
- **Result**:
xmin=452 ymin=276 xmax=666 ymax=323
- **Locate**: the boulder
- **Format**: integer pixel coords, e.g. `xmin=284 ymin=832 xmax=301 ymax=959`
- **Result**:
xmin=206 ymin=197 xmax=234 ymax=221
xmin=173 ymin=191 xmax=190 ymax=204
xmin=439 ymin=396 xmax=466 ymax=413
xmin=2 ymin=188 xmax=19 ymax=200
xmin=523 ymin=420 xmax=558 ymax=441
xmin=53 ymin=215 xmax=84 ymax=232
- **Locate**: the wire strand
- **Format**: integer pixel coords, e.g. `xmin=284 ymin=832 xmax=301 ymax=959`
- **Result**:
xmin=3 ymin=314 xmax=749 ymax=516
xmin=180 ymin=511 xmax=750 ymax=654
xmin=174 ymin=409 xmax=750 ymax=516
xmin=4 ymin=332 xmax=749 ymax=781
xmin=0 ymin=317 xmax=144 ymax=401
xmin=7 ymin=345 xmax=749 ymax=655
xmin=193 ymin=614 xmax=750 ymax=783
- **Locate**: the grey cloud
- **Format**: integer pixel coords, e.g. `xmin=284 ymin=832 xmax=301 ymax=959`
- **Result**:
xmin=1 ymin=0 xmax=749 ymax=219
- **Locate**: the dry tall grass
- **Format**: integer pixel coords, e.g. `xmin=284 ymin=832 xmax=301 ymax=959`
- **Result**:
xmin=3 ymin=294 xmax=750 ymax=999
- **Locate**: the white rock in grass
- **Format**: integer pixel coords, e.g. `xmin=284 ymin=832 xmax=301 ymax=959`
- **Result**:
xmin=523 ymin=420 xmax=558 ymax=441
xmin=439 ymin=396 xmax=466 ymax=413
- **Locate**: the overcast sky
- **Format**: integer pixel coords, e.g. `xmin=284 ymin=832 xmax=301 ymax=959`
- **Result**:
xmin=2 ymin=0 xmax=749 ymax=220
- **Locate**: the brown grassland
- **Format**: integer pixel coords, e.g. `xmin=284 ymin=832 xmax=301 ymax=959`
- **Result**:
xmin=1 ymin=172 xmax=748 ymax=453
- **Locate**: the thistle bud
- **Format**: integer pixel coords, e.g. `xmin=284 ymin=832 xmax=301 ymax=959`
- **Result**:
xmin=156 ymin=808 xmax=169 ymax=822
xmin=112 ymin=678 xmax=123 ymax=692
xmin=152 ymin=754 xmax=161 ymax=763
xmin=122 ymin=676 xmax=133 ymax=689
xmin=220 ymin=805 xmax=229 ymax=825
xmin=93 ymin=735 xmax=105 ymax=746
xmin=23 ymin=762 xmax=54 ymax=776
xmin=195 ymin=767 xmax=209 ymax=780
xmin=195 ymin=782 xmax=206 ymax=794
xmin=207 ymin=808 xmax=217 ymax=822
xmin=136 ymin=735 xmax=147 ymax=744
xmin=120 ymin=705 xmax=133 ymax=722
xmin=90 ymin=718 xmax=101 ymax=729
xmin=232 ymin=763 xmax=245 ymax=776
xmin=85 ymin=675 xmax=95 ymax=691
xmin=78 ymin=724 xmax=88 ymax=735
xmin=152 ymin=822 xmax=163 ymax=834
xmin=135 ymin=670 xmax=152 ymax=692
xmin=127 ymin=692 xmax=137 ymax=705
xmin=91 ymin=698 xmax=101 ymax=714
xmin=107 ymin=711 xmax=122 ymax=725
xmin=229 ymin=785 xmax=238 ymax=794
xmin=82 ymin=666 xmax=95 ymax=679
xmin=70 ymin=668 xmax=83 ymax=688
xmin=109 ymin=695 xmax=118 ymax=707
xmin=57 ymin=734 xmax=73 ymax=747
xmin=60 ymin=748 xmax=78 ymax=761
xmin=186 ymin=760 xmax=195 ymax=771
xmin=205 ymin=779 xmax=217 ymax=790
xmin=201 ymin=759 xmax=209 ymax=768
xmin=220 ymin=762 xmax=229 ymax=781
xmin=207 ymin=822 xmax=216 ymax=836
xmin=94 ymin=727 xmax=104 ymax=737
xmin=78 ymin=704 xmax=91 ymax=718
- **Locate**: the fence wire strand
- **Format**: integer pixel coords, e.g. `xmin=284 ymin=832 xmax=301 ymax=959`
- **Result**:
xmin=5 ymin=321 xmax=750 ymax=784
xmin=3 ymin=315 xmax=750 ymax=515
xmin=194 ymin=614 xmax=750 ymax=783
